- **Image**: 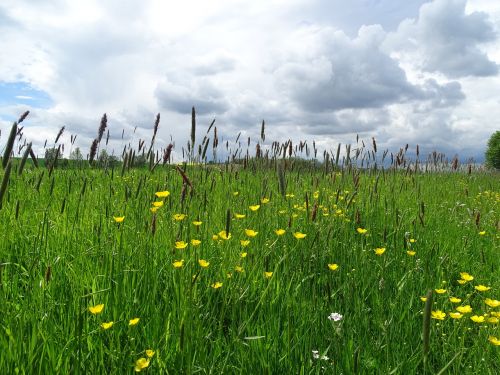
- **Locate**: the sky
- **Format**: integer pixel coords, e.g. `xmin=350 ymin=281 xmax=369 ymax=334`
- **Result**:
xmin=1 ymin=0 xmax=499 ymax=162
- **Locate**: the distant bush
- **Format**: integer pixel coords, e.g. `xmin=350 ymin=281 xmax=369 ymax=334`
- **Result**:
xmin=485 ymin=131 xmax=500 ymax=170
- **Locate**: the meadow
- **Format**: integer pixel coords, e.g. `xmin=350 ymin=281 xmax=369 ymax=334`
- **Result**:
xmin=0 ymin=113 xmax=499 ymax=373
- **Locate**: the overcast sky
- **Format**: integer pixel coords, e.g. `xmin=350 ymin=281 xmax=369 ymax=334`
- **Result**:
xmin=1 ymin=0 xmax=499 ymax=162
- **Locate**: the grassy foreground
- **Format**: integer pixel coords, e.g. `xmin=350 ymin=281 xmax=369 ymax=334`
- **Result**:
xmin=0 ymin=159 xmax=499 ymax=373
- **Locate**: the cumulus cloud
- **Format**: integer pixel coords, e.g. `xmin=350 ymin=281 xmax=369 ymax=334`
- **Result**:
xmin=388 ymin=0 xmax=498 ymax=77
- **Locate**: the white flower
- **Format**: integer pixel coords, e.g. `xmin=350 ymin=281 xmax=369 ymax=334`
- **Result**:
xmin=312 ymin=350 xmax=319 ymax=359
xmin=328 ymin=312 xmax=343 ymax=322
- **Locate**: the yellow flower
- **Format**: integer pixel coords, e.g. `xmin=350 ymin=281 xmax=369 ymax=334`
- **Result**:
xmin=249 ymin=205 xmax=260 ymax=211
xmin=406 ymin=250 xmax=416 ymax=256
xmin=409 ymin=238 xmax=416 ymax=243
xmin=113 ymin=216 xmax=125 ymax=223
xmin=374 ymin=247 xmax=386 ymax=256
xmin=420 ymin=297 xmax=427 ymax=302
xmin=485 ymin=298 xmax=500 ymax=308
xmin=226 ymin=272 xmax=232 ymax=279
xmin=313 ymin=191 xmax=319 ymax=199
xmin=488 ymin=336 xmax=500 ymax=346
xmin=456 ymin=305 xmax=473 ymax=314
xmin=146 ymin=349 xmax=155 ymax=358
xmin=134 ymin=357 xmax=150 ymax=372
xmin=285 ymin=193 xmax=295 ymax=198
xmin=475 ymin=285 xmax=491 ymax=292
xmin=198 ymin=259 xmax=210 ymax=268
xmin=278 ymin=210 xmax=287 ymax=214
xmin=129 ymin=318 xmax=140 ymax=326
xmin=152 ymin=201 xmax=164 ymax=207
xmin=457 ymin=279 xmax=467 ymax=285
xmin=435 ymin=289 xmax=447 ymax=294
xmin=275 ymin=229 xmax=286 ymax=236
xmin=488 ymin=317 xmax=499 ymax=324
xmin=191 ymin=239 xmax=201 ymax=246
xmin=328 ymin=263 xmax=339 ymax=271
xmin=478 ymin=231 xmax=486 ymax=236
xmin=431 ymin=310 xmax=446 ymax=320
xmin=155 ymin=190 xmax=170 ymax=198
xmin=235 ymin=266 xmax=244 ymax=273
xmin=264 ymin=271 xmax=273 ymax=278
xmin=89 ymin=304 xmax=104 ymax=315
xmin=233 ymin=191 xmax=239 ymax=196
xmin=175 ymin=241 xmax=188 ymax=249
xmin=449 ymin=297 xmax=462 ymax=303
xmin=101 ymin=321 xmax=114 ymax=330
xmin=173 ymin=213 xmax=186 ymax=221
xmin=212 ymin=234 xmax=219 ymax=241
xmin=192 ymin=220 xmax=202 ymax=226
xmin=293 ymin=232 xmax=306 ymax=239
xmin=240 ymin=252 xmax=247 ymax=258
xmin=218 ymin=230 xmax=231 ymax=240
xmin=173 ymin=259 xmax=184 ymax=268
xmin=449 ymin=312 xmax=463 ymax=319
xmin=470 ymin=315 xmax=485 ymax=323
xmin=240 ymin=240 xmax=250 ymax=247
xmin=150 ymin=207 xmax=159 ymax=213
xmin=245 ymin=229 xmax=258 ymax=237
xmin=261 ymin=197 xmax=270 ymax=204
xmin=234 ymin=213 xmax=246 ymax=219
xmin=211 ymin=281 xmax=223 ymax=289
xmin=460 ymin=272 xmax=474 ymax=281
xmin=356 ymin=227 xmax=367 ymax=234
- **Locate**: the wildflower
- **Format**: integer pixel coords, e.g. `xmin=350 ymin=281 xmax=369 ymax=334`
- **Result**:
xmin=240 ymin=252 xmax=247 ymax=258
xmin=311 ymin=350 xmax=329 ymax=360
xmin=420 ymin=297 xmax=427 ymax=302
xmin=356 ymin=227 xmax=367 ymax=234
xmin=234 ymin=213 xmax=246 ymax=219
xmin=173 ymin=214 xmax=186 ymax=221
xmin=152 ymin=201 xmax=164 ymax=208
xmin=245 ymin=229 xmax=258 ymax=237
xmin=409 ymin=238 xmax=416 ymax=243
xmin=155 ymin=190 xmax=170 ymax=198
xmin=374 ymin=247 xmax=386 ymax=256
xmin=198 ymin=259 xmax=210 ymax=268
xmin=192 ymin=220 xmax=202 ymax=226
xmin=475 ymin=285 xmax=491 ymax=292
xmin=313 ymin=191 xmax=319 ymax=199
xmin=449 ymin=312 xmax=463 ymax=319
xmin=134 ymin=357 xmax=150 ymax=372
xmin=478 ymin=231 xmax=486 ymax=236
xmin=240 ymin=240 xmax=250 ymax=247
xmin=470 ymin=315 xmax=485 ymax=323
xmin=488 ymin=336 xmax=500 ymax=346
xmin=328 ymin=263 xmax=339 ymax=271
xmin=101 ymin=321 xmax=114 ymax=330
xmin=449 ymin=297 xmax=462 ymax=303
xmin=285 ymin=193 xmax=295 ymax=198
xmin=129 ymin=318 xmax=140 ymax=326
xmin=211 ymin=281 xmax=223 ymax=289
xmin=261 ymin=198 xmax=270 ymax=204
xmin=191 ymin=239 xmax=201 ymax=246
xmin=113 ymin=216 xmax=125 ymax=223
xmin=233 ymin=191 xmax=239 ymax=196
xmin=172 ymin=259 xmax=184 ymax=268
xmin=488 ymin=317 xmax=499 ymax=324
xmin=278 ymin=210 xmax=287 ymax=214
xmin=431 ymin=310 xmax=446 ymax=320
xmin=406 ymin=250 xmax=416 ymax=256
xmin=435 ymin=289 xmax=447 ymax=294
xmin=485 ymin=298 xmax=500 ymax=308
xmin=275 ymin=229 xmax=286 ymax=236
xmin=150 ymin=207 xmax=159 ymax=213
xmin=218 ymin=230 xmax=231 ymax=240
xmin=457 ymin=279 xmax=467 ymax=285
xmin=249 ymin=205 xmax=260 ymax=211
xmin=226 ymin=272 xmax=232 ymax=278
xmin=460 ymin=272 xmax=474 ymax=282
xmin=328 ymin=312 xmax=343 ymax=322
xmin=212 ymin=234 xmax=219 ymax=241
xmin=175 ymin=241 xmax=188 ymax=249
xmin=146 ymin=349 xmax=155 ymax=358
xmin=235 ymin=266 xmax=244 ymax=273
xmin=89 ymin=304 xmax=104 ymax=315
xmin=293 ymin=232 xmax=306 ymax=239
xmin=264 ymin=271 xmax=273 ymax=278
xmin=456 ymin=305 xmax=473 ymax=314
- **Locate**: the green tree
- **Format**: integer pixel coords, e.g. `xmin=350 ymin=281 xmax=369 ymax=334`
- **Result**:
xmin=44 ymin=147 xmax=59 ymax=168
xmin=485 ymin=131 xmax=500 ymax=170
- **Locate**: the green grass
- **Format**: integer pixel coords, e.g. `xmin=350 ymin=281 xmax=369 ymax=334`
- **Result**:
xmin=0 ymin=160 xmax=499 ymax=373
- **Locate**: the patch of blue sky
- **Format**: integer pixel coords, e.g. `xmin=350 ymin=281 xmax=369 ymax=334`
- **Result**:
xmin=0 ymin=81 xmax=53 ymax=109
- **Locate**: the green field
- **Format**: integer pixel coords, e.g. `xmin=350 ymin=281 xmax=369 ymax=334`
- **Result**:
xmin=0 ymin=142 xmax=499 ymax=373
